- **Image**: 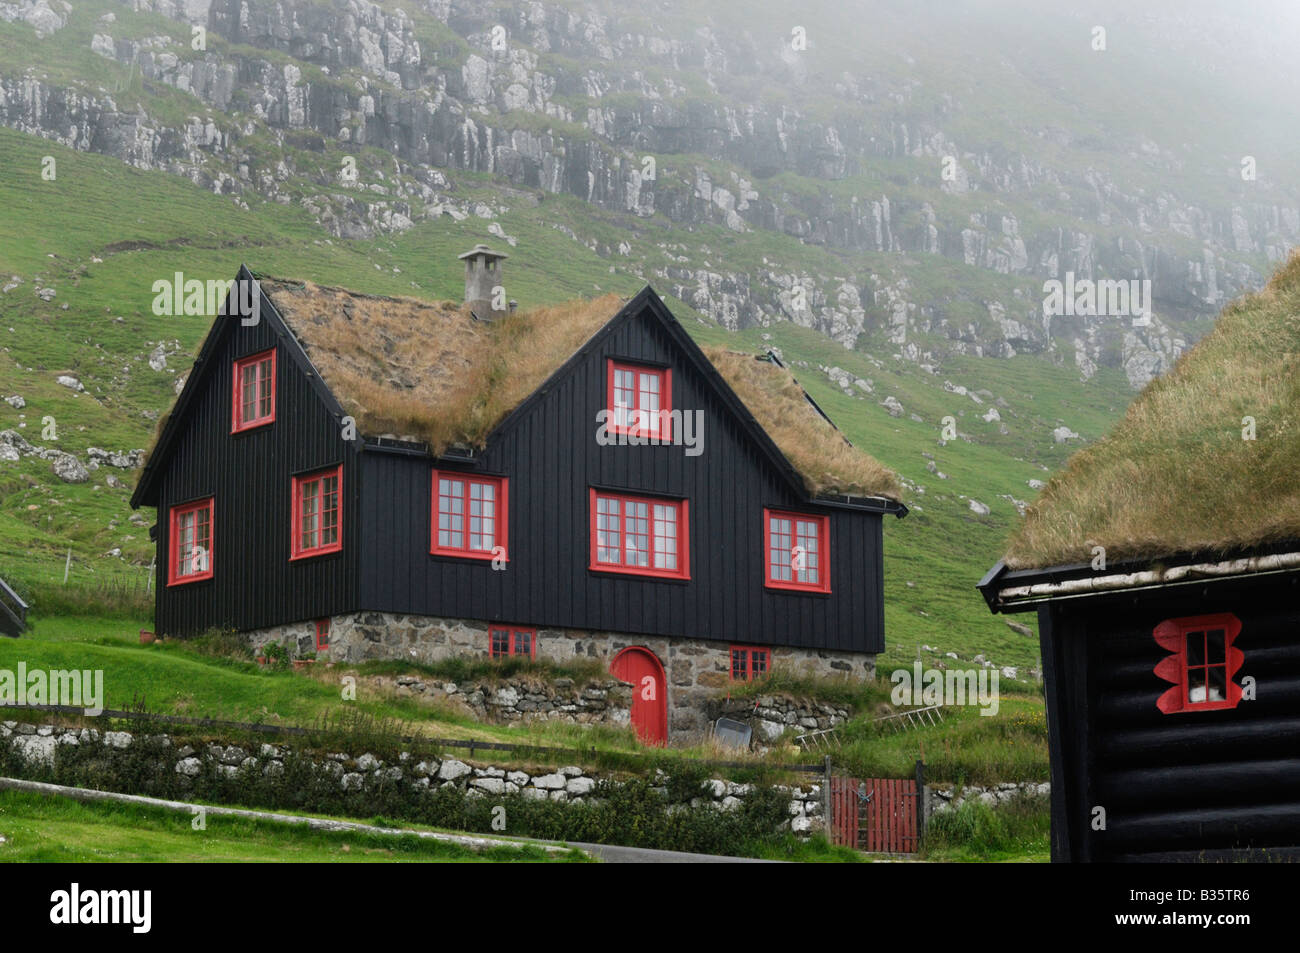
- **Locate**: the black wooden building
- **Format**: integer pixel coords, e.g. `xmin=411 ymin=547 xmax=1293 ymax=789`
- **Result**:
xmin=132 ymin=264 xmax=905 ymax=741
xmin=980 ymin=551 xmax=1300 ymax=862
xmin=978 ymin=254 xmax=1300 ymax=861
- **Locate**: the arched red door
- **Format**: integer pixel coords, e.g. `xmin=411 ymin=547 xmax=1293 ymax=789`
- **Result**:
xmin=610 ymin=647 xmax=667 ymax=745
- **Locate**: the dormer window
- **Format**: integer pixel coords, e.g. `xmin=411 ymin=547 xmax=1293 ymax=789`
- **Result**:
xmin=232 ymin=349 xmax=276 ymax=433
xmin=607 ymin=359 xmax=672 ymax=439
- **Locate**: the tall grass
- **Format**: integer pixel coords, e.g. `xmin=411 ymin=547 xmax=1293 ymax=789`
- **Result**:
xmin=923 ymin=793 xmax=1050 ymax=861
xmin=1008 ymin=251 xmax=1300 ymax=567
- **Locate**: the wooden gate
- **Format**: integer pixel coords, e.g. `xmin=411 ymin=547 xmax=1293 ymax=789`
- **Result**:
xmin=830 ymin=770 xmax=923 ymax=853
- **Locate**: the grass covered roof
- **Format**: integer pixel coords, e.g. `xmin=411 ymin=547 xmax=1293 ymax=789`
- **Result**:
xmin=258 ymin=279 xmax=900 ymax=501
xmin=1005 ymin=252 xmax=1300 ymax=569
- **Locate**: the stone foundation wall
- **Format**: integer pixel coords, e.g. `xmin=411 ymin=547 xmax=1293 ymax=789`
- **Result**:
xmin=385 ymin=674 xmax=632 ymax=727
xmin=247 ymin=611 xmax=875 ymax=741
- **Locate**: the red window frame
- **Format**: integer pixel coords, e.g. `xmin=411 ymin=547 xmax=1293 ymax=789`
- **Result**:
xmin=606 ymin=359 xmax=672 ymax=440
xmin=315 ymin=618 xmax=330 ymax=652
xmin=489 ymin=625 xmax=536 ymax=659
xmin=231 ymin=348 xmax=276 ymax=433
xmin=730 ymin=646 xmax=770 ymax=682
xmin=167 ymin=497 xmax=214 ymax=586
xmin=430 ymin=471 xmax=508 ymax=561
xmin=764 ymin=508 xmax=831 ymax=593
xmin=291 ymin=465 xmax=343 ymax=560
xmin=589 ymin=489 xmax=690 ymax=580
xmin=1153 ymin=613 xmax=1244 ymax=714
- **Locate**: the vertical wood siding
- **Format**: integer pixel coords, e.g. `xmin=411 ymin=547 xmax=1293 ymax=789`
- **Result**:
xmin=359 ymin=306 xmax=887 ymax=653
xmin=154 ymin=308 xmax=360 ymax=636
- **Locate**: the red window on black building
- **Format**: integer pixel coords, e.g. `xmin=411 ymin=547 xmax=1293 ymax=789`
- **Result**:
xmin=232 ymin=349 xmax=276 ymax=433
xmin=590 ymin=489 xmax=689 ymax=580
xmin=291 ymin=466 xmax=342 ymax=560
xmin=730 ymin=646 xmax=769 ymax=682
xmin=607 ymin=359 xmax=672 ymax=439
xmin=489 ymin=625 xmax=536 ymax=659
xmin=764 ymin=508 xmax=830 ymax=593
xmin=168 ymin=497 xmax=214 ymax=586
xmin=1153 ymin=613 xmax=1243 ymax=713
xmin=432 ymin=472 xmax=507 ymax=561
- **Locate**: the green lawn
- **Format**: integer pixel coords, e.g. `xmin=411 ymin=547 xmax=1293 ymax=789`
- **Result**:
xmin=0 ymin=789 xmax=585 ymax=862
xmin=2 ymin=609 xmax=1048 ymax=786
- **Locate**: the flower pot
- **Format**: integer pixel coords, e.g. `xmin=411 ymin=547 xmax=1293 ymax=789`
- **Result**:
xmin=139 ymin=630 xmax=156 ymax=645
xmin=292 ymin=659 xmax=315 ymax=671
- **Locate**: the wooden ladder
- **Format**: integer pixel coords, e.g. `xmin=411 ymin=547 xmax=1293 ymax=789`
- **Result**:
xmin=0 ymin=575 xmax=28 ymax=637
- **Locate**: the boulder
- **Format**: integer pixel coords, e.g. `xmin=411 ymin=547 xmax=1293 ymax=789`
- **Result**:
xmin=565 ymin=776 xmax=596 ymax=795
xmin=436 ymin=759 xmax=471 ymax=781
xmin=50 ymin=452 xmax=88 ymax=484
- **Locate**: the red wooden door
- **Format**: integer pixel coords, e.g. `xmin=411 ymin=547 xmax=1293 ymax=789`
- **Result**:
xmin=610 ymin=647 xmax=667 ymax=745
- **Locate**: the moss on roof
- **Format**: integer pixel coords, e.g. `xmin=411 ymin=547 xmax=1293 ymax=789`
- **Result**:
xmin=263 ymin=279 xmax=617 ymax=452
xmin=1005 ymin=251 xmax=1300 ymax=569
xmin=150 ymin=278 xmax=900 ymax=501
xmin=704 ymin=347 xmax=902 ymax=500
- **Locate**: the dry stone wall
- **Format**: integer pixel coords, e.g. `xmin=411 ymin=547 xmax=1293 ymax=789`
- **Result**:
xmin=0 ymin=720 xmax=825 ymax=835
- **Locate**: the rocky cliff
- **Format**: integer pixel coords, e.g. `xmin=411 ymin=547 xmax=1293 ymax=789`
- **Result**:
xmin=1 ymin=0 xmax=1295 ymax=386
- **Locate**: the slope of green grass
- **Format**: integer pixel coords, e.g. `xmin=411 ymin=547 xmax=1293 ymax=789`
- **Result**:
xmin=0 ymin=789 xmax=579 ymax=862
xmin=0 ymin=108 xmax=1146 ymax=681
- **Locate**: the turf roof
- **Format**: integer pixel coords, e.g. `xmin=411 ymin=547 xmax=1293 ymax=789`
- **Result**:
xmin=255 ymin=279 xmax=901 ymax=501
xmin=1004 ymin=251 xmax=1300 ymax=569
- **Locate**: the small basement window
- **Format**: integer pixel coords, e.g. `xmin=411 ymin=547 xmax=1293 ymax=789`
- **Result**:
xmin=232 ymin=349 xmax=276 ymax=433
xmin=315 ymin=619 xmax=330 ymax=652
xmin=431 ymin=472 xmax=508 ymax=560
xmin=489 ymin=625 xmax=536 ymax=659
xmin=607 ymin=359 xmax=672 ymax=439
xmin=291 ymin=465 xmax=342 ymax=560
xmin=1153 ymin=613 xmax=1243 ymax=714
xmin=730 ymin=646 xmax=769 ymax=682
xmin=764 ymin=509 xmax=831 ymax=593
xmin=168 ymin=497 xmax=214 ymax=586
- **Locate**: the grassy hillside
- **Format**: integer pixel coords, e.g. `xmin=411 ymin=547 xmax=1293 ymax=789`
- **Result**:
xmin=0 ymin=789 xmax=583 ymax=862
xmin=0 ymin=124 xmax=1139 ymax=676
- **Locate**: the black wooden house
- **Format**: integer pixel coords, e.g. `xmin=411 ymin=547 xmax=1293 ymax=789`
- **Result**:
xmin=979 ymin=254 xmax=1300 ymax=861
xmin=132 ymin=260 xmax=905 ymax=742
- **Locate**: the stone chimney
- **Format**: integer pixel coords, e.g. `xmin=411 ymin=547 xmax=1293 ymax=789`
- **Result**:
xmin=458 ymin=243 xmax=509 ymax=320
